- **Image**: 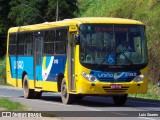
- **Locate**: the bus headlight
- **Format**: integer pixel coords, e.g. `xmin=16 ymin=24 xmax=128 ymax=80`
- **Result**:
xmin=82 ymin=72 xmax=97 ymax=82
xmin=133 ymin=74 xmax=146 ymax=82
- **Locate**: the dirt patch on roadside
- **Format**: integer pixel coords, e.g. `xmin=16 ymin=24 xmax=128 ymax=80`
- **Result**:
xmin=0 ymin=107 xmax=6 ymax=111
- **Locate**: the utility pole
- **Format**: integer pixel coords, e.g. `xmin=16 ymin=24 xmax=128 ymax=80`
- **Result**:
xmin=56 ymin=0 xmax=59 ymax=21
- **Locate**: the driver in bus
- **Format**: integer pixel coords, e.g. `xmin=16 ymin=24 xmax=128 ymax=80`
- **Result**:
xmin=117 ymin=39 xmax=132 ymax=53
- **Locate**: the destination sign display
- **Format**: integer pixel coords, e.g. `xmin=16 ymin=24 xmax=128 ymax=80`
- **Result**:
xmin=94 ymin=27 xmax=128 ymax=32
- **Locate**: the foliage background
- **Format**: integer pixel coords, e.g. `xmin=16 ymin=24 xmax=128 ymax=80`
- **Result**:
xmin=0 ymin=0 xmax=78 ymax=84
xmin=0 ymin=56 xmax=6 ymax=84
xmin=0 ymin=0 xmax=160 ymax=85
xmin=0 ymin=0 xmax=78 ymax=33
xmin=77 ymin=0 xmax=160 ymax=85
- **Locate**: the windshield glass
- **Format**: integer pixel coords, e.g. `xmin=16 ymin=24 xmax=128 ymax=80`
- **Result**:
xmin=79 ymin=24 xmax=148 ymax=66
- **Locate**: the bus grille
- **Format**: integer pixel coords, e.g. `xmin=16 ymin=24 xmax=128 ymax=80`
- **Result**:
xmin=99 ymin=78 xmax=132 ymax=82
xmin=102 ymin=86 xmax=129 ymax=93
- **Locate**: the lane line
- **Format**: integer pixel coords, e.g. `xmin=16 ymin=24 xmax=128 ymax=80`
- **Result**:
xmin=138 ymin=117 xmax=157 ymax=120
xmin=17 ymin=97 xmax=71 ymax=107
xmin=1 ymin=86 xmax=159 ymax=106
xmin=111 ymin=111 xmax=127 ymax=116
xmin=87 ymin=96 xmax=160 ymax=106
xmin=18 ymin=97 xmax=102 ymax=111
xmin=1 ymin=86 xmax=160 ymax=114
xmin=0 ymin=95 xmax=11 ymax=98
xmin=147 ymin=107 xmax=160 ymax=111
xmin=0 ymin=86 xmax=22 ymax=91
xmin=85 ymin=108 xmax=102 ymax=111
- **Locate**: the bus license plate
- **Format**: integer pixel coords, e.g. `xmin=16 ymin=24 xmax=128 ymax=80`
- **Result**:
xmin=110 ymin=84 xmax=122 ymax=89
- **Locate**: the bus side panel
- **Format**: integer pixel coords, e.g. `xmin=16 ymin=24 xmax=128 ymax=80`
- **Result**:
xmin=6 ymin=57 xmax=16 ymax=87
xmin=8 ymin=56 xmax=34 ymax=88
xmin=42 ymin=55 xmax=66 ymax=91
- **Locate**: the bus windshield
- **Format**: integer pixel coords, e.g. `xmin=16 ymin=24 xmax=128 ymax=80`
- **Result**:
xmin=79 ymin=24 xmax=148 ymax=67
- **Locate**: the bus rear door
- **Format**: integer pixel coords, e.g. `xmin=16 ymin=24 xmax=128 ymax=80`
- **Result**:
xmin=34 ymin=32 xmax=44 ymax=89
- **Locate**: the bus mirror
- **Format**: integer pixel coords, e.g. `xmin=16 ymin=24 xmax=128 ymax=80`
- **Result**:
xmin=75 ymin=34 xmax=80 ymax=45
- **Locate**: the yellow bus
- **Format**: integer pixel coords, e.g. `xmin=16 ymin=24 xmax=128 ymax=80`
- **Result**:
xmin=6 ymin=17 xmax=148 ymax=105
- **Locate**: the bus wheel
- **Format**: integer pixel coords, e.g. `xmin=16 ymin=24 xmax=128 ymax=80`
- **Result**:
xmin=23 ymin=75 xmax=34 ymax=99
xmin=75 ymin=95 xmax=84 ymax=101
xmin=61 ymin=78 xmax=75 ymax=104
xmin=112 ymin=94 xmax=128 ymax=106
xmin=34 ymin=92 xmax=42 ymax=99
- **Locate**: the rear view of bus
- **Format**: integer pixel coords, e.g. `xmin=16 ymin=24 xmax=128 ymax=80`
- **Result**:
xmin=72 ymin=18 xmax=148 ymax=105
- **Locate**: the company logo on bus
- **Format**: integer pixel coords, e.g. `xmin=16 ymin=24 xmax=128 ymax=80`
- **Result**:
xmin=14 ymin=61 xmax=24 ymax=70
xmin=96 ymin=71 xmax=138 ymax=80
xmin=98 ymin=73 xmax=113 ymax=78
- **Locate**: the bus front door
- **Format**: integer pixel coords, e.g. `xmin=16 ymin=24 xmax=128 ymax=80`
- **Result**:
xmin=34 ymin=35 xmax=43 ymax=89
xmin=68 ymin=33 xmax=76 ymax=92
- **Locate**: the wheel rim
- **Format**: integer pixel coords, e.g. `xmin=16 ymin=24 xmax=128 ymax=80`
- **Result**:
xmin=24 ymin=81 xmax=28 ymax=96
xmin=62 ymin=83 xmax=67 ymax=98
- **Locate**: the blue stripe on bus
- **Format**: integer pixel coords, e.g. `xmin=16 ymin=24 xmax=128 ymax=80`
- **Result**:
xmin=9 ymin=55 xmax=66 ymax=82
xmin=90 ymin=70 xmax=141 ymax=82
xmin=10 ymin=56 xmax=34 ymax=80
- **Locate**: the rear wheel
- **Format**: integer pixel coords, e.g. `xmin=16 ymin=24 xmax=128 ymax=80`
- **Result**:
xmin=23 ymin=75 xmax=34 ymax=99
xmin=34 ymin=92 xmax=42 ymax=99
xmin=112 ymin=94 xmax=128 ymax=106
xmin=61 ymin=78 xmax=75 ymax=104
xmin=75 ymin=95 xmax=84 ymax=101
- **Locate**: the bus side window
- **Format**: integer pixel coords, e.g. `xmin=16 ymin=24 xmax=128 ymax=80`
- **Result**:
xmin=25 ymin=32 xmax=33 ymax=55
xmin=44 ymin=30 xmax=54 ymax=55
xmin=9 ymin=34 xmax=16 ymax=55
xmin=17 ymin=33 xmax=25 ymax=55
xmin=55 ymin=29 xmax=67 ymax=54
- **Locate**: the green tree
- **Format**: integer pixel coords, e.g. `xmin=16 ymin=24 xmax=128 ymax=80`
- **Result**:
xmin=8 ymin=0 xmax=47 ymax=26
xmin=0 ymin=0 xmax=11 ymax=34
xmin=8 ymin=0 xmax=78 ymax=26
xmin=47 ymin=0 xmax=78 ymax=21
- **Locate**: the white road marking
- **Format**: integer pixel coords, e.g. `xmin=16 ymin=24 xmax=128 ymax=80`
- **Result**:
xmin=1 ymin=86 xmax=160 ymax=115
xmin=138 ymin=117 xmax=157 ymax=120
xmin=17 ymin=97 xmax=71 ymax=106
xmin=111 ymin=111 xmax=127 ymax=116
xmin=0 ymin=95 xmax=11 ymax=98
xmin=0 ymin=86 xmax=22 ymax=91
xmin=142 ymin=107 xmax=160 ymax=111
xmin=88 ymin=96 xmax=160 ymax=106
xmin=85 ymin=108 xmax=101 ymax=111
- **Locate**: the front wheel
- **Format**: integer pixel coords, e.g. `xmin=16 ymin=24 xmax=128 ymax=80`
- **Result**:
xmin=112 ymin=94 xmax=128 ymax=106
xmin=34 ymin=92 xmax=42 ymax=99
xmin=61 ymin=78 xmax=75 ymax=104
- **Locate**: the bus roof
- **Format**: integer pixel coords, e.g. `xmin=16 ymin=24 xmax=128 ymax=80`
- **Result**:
xmin=8 ymin=17 xmax=143 ymax=33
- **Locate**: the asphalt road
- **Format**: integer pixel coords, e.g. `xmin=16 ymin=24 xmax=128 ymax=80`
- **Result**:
xmin=0 ymin=85 xmax=160 ymax=120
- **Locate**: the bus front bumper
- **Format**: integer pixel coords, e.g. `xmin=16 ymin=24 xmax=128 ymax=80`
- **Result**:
xmin=75 ymin=77 xmax=148 ymax=95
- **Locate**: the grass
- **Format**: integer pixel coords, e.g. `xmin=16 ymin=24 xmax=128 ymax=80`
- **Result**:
xmin=0 ymin=98 xmax=26 ymax=111
xmin=129 ymin=85 xmax=160 ymax=100
xmin=0 ymin=56 xmax=6 ymax=84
